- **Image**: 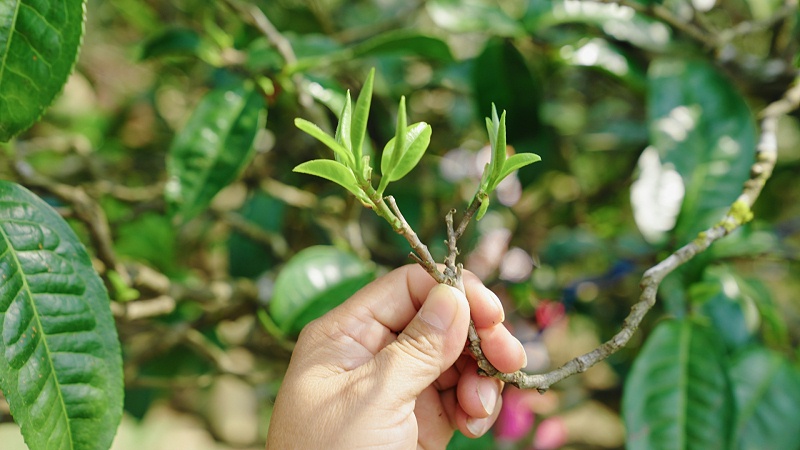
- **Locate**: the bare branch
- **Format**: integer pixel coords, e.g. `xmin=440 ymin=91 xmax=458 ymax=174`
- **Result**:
xmin=483 ymin=76 xmax=800 ymax=391
xmin=386 ymin=196 xmax=446 ymax=283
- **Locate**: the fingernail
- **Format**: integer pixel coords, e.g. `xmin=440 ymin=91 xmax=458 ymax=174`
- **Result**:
xmin=519 ymin=340 xmax=528 ymax=369
xmin=419 ymin=285 xmax=461 ymax=331
xmin=486 ymin=288 xmax=504 ymax=322
xmin=477 ymin=380 xmax=500 ymax=415
xmin=466 ymin=417 xmax=489 ymax=436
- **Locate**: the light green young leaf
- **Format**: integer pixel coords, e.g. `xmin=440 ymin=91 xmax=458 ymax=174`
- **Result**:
xmin=494 ymin=153 xmax=541 ymax=189
xmin=0 ymin=181 xmax=124 ymax=450
xmin=295 ymin=118 xmax=354 ymax=168
xmin=380 ymin=122 xmax=432 ymax=186
xmin=491 ymin=106 xmax=508 ymax=182
xmin=475 ymin=197 xmax=491 ymax=221
xmin=380 ymin=96 xmax=408 ymax=184
xmin=335 ymin=91 xmax=353 ymax=153
xmin=351 ymin=68 xmax=376 ymax=171
xmin=294 ymin=159 xmax=368 ymax=203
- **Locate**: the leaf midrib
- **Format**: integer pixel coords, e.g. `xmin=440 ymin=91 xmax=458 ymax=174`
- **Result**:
xmin=0 ymin=216 xmax=74 ymax=449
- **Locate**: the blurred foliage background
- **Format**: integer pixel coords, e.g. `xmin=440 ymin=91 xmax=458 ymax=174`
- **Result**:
xmin=2 ymin=0 xmax=800 ymax=448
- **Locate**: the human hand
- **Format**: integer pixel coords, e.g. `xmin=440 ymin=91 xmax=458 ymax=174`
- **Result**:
xmin=266 ymin=264 xmax=527 ymax=449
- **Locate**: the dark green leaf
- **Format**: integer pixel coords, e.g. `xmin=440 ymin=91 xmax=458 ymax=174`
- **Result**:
xmin=269 ymin=246 xmax=374 ymax=335
xmin=0 ymin=0 xmax=86 ymax=141
xmin=293 ymin=159 xmax=367 ymax=203
xmin=296 ymin=118 xmax=354 ymax=167
xmin=380 ymin=122 xmax=431 ymax=184
xmin=351 ymin=68 xmax=375 ymax=171
xmin=729 ymin=347 xmax=800 ymax=450
xmin=139 ymin=27 xmax=201 ymax=60
xmin=473 ymin=39 xmax=542 ymax=143
xmin=636 ymin=58 xmax=756 ymax=243
xmin=623 ymin=319 xmax=733 ymax=450
xmin=166 ymin=81 xmax=266 ymax=222
xmin=351 ymin=30 xmax=454 ymax=62
xmin=690 ymin=265 xmax=759 ymax=351
xmin=0 ymin=181 xmax=123 ymax=450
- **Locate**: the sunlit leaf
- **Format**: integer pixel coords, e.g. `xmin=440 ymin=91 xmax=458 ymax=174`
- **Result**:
xmin=293 ymin=159 xmax=367 ymax=203
xmin=0 ymin=0 xmax=86 ymax=141
xmin=729 ymin=347 xmax=800 ymax=450
xmin=270 ymin=246 xmax=374 ymax=335
xmin=380 ymin=122 xmax=431 ymax=184
xmin=166 ymin=81 xmax=266 ymax=222
xmin=335 ymin=91 xmax=353 ymax=153
xmin=0 ymin=181 xmax=123 ymax=450
xmin=295 ymin=118 xmax=354 ymax=167
xmin=427 ymin=0 xmax=524 ymax=37
xmin=351 ymin=68 xmax=375 ymax=171
xmin=497 ymin=153 xmax=542 ymax=183
xmin=623 ymin=319 xmax=733 ymax=450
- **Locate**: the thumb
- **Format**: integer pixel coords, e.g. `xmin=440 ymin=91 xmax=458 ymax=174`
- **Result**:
xmin=371 ymin=284 xmax=469 ymax=401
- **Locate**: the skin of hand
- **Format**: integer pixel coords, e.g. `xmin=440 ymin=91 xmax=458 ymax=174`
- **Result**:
xmin=266 ymin=264 xmax=527 ymax=449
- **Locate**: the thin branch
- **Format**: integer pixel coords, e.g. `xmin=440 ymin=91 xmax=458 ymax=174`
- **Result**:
xmin=481 ymin=76 xmax=800 ymax=391
xmin=386 ymin=195 xmax=446 ymax=283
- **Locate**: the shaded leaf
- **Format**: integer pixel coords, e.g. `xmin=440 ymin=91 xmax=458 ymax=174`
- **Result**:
xmin=623 ymin=319 xmax=733 ymax=450
xmin=165 ymin=81 xmax=266 ymax=222
xmin=0 ymin=0 xmax=86 ymax=141
xmin=139 ymin=27 xmax=201 ymax=60
xmin=352 ymin=30 xmax=453 ymax=62
xmin=0 ymin=181 xmax=123 ymax=450
xmin=473 ymin=39 xmax=542 ymax=143
xmin=296 ymin=117 xmax=353 ymax=167
xmin=729 ymin=347 xmax=800 ymax=450
xmin=269 ymin=246 xmax=374 ymax=335
xmin=690 ymin=265 xmax=759 ymax=351
xmin=293 ymin=159 xmax=367 ymax=203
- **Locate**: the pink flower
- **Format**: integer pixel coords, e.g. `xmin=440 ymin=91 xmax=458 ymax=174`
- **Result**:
xmin=494 ymin=388 xmax=535 ymax=441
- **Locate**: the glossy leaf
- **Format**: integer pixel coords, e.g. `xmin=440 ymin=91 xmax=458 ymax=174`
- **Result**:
xmin=427 ymin=0 xmax=524 ymax=37
xmin=293 ymin=159 xmax=368 ymax=203
xmin=641 ymin=58 xmax=756 ymax=243
xmin=269 ymin=246 xmax=374 ymax=335
xmin=351 ymin=68 xmax=375 ymax=172
xmin=0 ymin=181 xmax=123 ymax=450
xmin=296 ymin=118 xmax=354 ymax=167
xmin=729 ymin=347 xmax=800 ymax=450
xmin=691 ymin=265 xmax=759 ymax=351
xmin=165 ymin=82 xmax=266 ymax=222
xmin=0 ymin=0 xmax=86 ymax=141
xmin=380 ymin=122 xmax=431 ymax=184
xmin=623 ymin=319 xmax=733 ymax=450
